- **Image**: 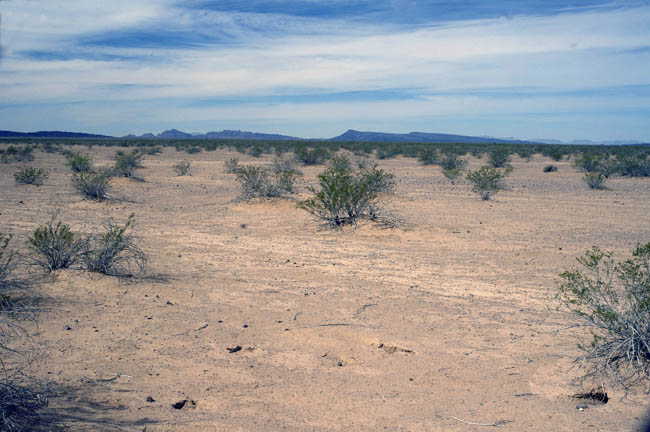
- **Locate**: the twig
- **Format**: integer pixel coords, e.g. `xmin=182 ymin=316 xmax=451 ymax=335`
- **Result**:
xmin=450 ymin=416 xmax=510 ymax=427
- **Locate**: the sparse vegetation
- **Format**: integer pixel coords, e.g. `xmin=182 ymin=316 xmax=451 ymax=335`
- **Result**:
xmin=558 ymin=243 xmax=650 ymax=390
xmin=439 ymin=152 xmax=467 ymax=184
xmin=295 ymin=147 xmax=331 ymax=165
xmin=298 ymin=158 xmax=396 ymax=226
xmin=14 ymin=166 xmax=47 ymax=186
xmin=71 ymin=169 xmax=111 ymax=200
xmin=83 ymin=213 xmax=147 ymax=277
xmin=28 ymin=215 xmax=84 ymax=272
xmin=112 ymin=149 xmax=143 ymax=178
xmin=174 ymin=160 xmax=191 ymax=176
xmin=488 ymin=147 xmax=511 ymax=168
xmin=224 ymin=158 xmax=240 ymax=174
xmin=466 ymin=166 xmax=505 ymax=200
xmin=235 ymin=165 xmax=298 ymax=200
xmin=0 ymin=146 xmax=34 ymax=163
xmin=65 ymin=152 xmax=93 ymax=173
xmin=584 ymin=171 xmax=607 ymax=189
xmin=418 ymin=148 xmax=438 ymax=165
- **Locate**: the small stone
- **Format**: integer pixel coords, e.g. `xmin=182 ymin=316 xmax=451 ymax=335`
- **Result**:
xmin=65 ymin=325 xmax=72 ymax=331
xmin=576 ymin=403 xmax=589 ymax=410
xmin=146 ymin=396 xmax=155 ymax=403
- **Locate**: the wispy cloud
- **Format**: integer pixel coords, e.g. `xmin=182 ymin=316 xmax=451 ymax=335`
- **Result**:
xmin=1 ymin=0 xmax=649 ymax=140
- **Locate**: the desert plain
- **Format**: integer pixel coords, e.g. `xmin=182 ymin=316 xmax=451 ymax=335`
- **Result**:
xmin=1 ymin=145 xmax=649 ymax=431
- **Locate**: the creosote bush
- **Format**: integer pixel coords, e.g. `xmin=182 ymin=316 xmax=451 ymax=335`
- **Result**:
xmin=235 ymin=165 xmax=298 ymax=200
xmin=71 ymin=169 xmax=111 ymax=200
xmin=417 ymin=148 xmax=438 ymax=165
xmin=488 ymin=147 xmax=511 ymax=168
xmin=558 ymin=243 xmax=650 ymax=390
xmin=466 ymin=166 xmax=505 ymax=200
xmin=295 ymin=147 xmax=331 ymax=165
xmin=14 ymin=166 xmax=47 ymax=186
xmin=65 ymin=152 xmax=93 ymax=173
xmin=0 ymin=146 xmax=34 ymax=163
xmin=174 ymin=160 xmax=191 ymax=176
xmin=298 ymin=156 xmax=396 ymax=226
xmin=28 ymin=216 xmax=84 ymax=272
xmin=83 ymin=213 xmax=147 ymax=277
xmin=224 ymin=158 xmax=240 ymax=174
xmin=584 ymin=172 xmax=607 ymax=190
xmin=113 ymin=149 xmax=143 ymax=178
xmin=439 ymin=153 xmax=468 ymax=184
xmin=0 ymin=234 xmax=19 ymax=293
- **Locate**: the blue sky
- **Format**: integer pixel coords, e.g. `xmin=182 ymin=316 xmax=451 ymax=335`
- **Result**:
xmin=1 ymin=0 xmax=649 ymax=141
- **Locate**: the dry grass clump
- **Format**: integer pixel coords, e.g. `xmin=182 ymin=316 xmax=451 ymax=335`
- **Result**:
xmin=28 ymin=215 xmax=85 ymax=272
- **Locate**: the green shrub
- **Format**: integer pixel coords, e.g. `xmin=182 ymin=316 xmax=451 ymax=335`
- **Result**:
xmin=65 ymin=152 xmax=93 ymax=173
xmin=616 ymin=154 xmax=650 ymax=177
xmin=143 ymin=146 xmax=163 ymax=155
xmin=543 ymin=164 xmax=558 ymax=173
xmin=174 ymin=160 xmax=191 ymax=176
xmin=83 ymin=213 xmax=147 ymax=277
xmin=558 ymin=244 xmax=650 ymax=389
xmin=328 ymin=155 xmax=353 ymax=172
xmin=547 ymin=148 xmax=564 ymax=161
xmin=584 ymin=172 xmax=607 ymax=189
xmin=185 ymin=146 xmax=202 ymax=154
xmin=28 ymin=216 xmax=84 ymax=271
xmin=224 ymin=158 xmax=240 ymax=174
xmin=113 ymin=150 xmax=143 ymax=178
xmin=417 ymin=148 xmax=438 ymax=165
xmin=297 ymin=162 xmax=394 ymax=226
xmin=487 ymin=147 xmax=511 ymax=168
xmin=0 ymin=145 xmax=34 ymax=163
xmin=466 ymin=166 xmax=505 ymax=200
xmin=235 ymin=165 xmax=297 ymax=200
xmin=14 ymin=166 xmax=47 ymax=186
xmin=295 ymin=147 xmax=331 ymax=165
xmin=574 ymin=153 xmax=605 ymax=172
xmin=71 ymin=169 xmax=111 ymax=200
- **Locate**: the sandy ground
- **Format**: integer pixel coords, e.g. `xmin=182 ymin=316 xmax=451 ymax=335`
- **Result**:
xmin=2 ymin=145 xmax=650 ymax=431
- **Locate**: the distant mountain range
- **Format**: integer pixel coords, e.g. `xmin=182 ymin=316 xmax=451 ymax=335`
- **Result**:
xmin=0 ymin=129 xmax=647 ymax=145
xmin=124 ymin=129 xmax=301 ymax=140
xmin=329 ymin=129 xmax=531 ymax=144
xmin=0 ymin=130 xmax=112 ymax=138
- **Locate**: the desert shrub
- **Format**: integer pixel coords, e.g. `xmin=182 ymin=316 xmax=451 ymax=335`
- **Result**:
xmin=0 ymin=234 xmax=19 ymax=293
xmin=235 ymin=165 xmax=297 ymax=200
xmin=488 ymin=147 xmax=511 ymax=168
xmin=517 ymin=148 xmax=534 ymax=161
xmin=143 ymin=146 xmax=163 ymax=155
xmin=543 ymin=164 xmax=558 ymax=173
xmin=224 ymin=158 xmax=240 ymax=174
xmin=547 ymin=148 xmax=564 ymax=162
xmin=584 ymin=172 xmax=607 ymax=189
xmin=0 ymin=380 xmax=49 ymax=432
xmin=71 ymin=169 xmax=111 ymax=200
xmin=295 ymin=147 xmax=331 ymax=165
xmin=174 ymin=160 xmax=191 ymax=176
xmin=558 ymin=243 xmax=650 ymax=389
xmin=113 ymin=150 xmax=143 ymax=178
xmin=83 ymin=213 xmax=147 ymax=277
xmin=248 ymin=144 xmax=264 ymax=157
xmin=65 ymin=152 xmax=93 ymax=173
xmin=298 ymin=162 xmax=394 ymax=226
xmin=574 ymin=153 xmax=605 ymax=172
xmin=14 ymin=167 xmax=47 ymax=186
xmin=1 ymin=146 xmax=34 ymax=163
xmin=185 ymin=146 xmax=202 ymax=154
xmin=617 ymin=154 xmax=650 ymax=177
xmin=328 ymin=155 xmax=353 ymax=172
xmin=28 ymin=216 xmax=84 ymax=272
xmin=439 ymin=153 xmax=467 ymax=184
xmin=41 ymin=142 xmax=59 ymax=153
xmin=417 ymin=148 xmax=438 ymax=165
xmin=376 ymin=147 xmax=399 ymax=160
xmin=466 ymin=166 xmax=505 ymax=200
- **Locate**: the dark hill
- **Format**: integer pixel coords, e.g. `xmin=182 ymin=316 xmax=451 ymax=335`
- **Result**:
xmin=330 ymin=129 xmax=532 ymax=144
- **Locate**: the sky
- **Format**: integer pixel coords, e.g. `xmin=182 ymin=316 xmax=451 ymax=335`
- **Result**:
xmin=1 ymin=0 xmax=649 ymax=141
